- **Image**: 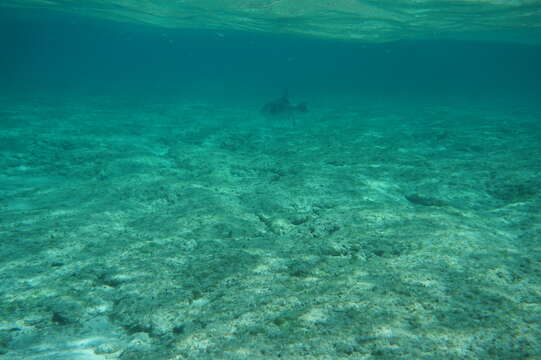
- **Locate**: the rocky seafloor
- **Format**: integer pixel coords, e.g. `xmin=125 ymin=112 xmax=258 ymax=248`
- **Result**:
xmin=0 ymin=94 xmax=540 ymax=359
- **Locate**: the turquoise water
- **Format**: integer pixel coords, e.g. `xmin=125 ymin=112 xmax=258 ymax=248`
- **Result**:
xmin=1 ymin=6 xmax=540 ymax=360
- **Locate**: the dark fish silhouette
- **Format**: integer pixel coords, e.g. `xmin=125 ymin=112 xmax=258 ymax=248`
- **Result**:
xmin=261 ymin=90 xmax=307 ymax=118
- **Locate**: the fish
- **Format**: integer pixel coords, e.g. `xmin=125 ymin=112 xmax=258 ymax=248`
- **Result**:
xmin=260 ymin=90 xmax=307 ymax=119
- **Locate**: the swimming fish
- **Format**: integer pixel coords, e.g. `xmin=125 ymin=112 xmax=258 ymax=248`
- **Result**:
xmin=260 ymin=90 xmax=307 ymax=118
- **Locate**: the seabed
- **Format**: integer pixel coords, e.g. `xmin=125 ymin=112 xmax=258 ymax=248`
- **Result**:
xmin=1 ymin=91 xmax=540 ymax=359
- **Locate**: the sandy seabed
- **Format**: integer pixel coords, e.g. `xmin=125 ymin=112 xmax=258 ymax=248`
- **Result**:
xmin=0 ymin=93 xmax=540 ymax=360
